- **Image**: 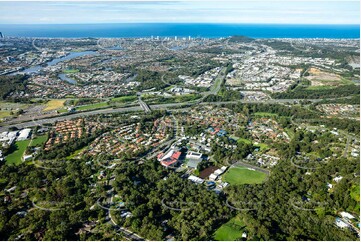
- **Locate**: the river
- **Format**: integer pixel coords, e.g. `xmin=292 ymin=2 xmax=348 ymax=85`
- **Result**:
xmin=18 ymin=51 xmax=96 ymax=74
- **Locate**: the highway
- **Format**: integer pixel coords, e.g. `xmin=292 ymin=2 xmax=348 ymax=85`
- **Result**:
xmin=138 ymin=97 xmax=151 ymax=113
xmin=0 ymin=97 xmax=344 ymax=132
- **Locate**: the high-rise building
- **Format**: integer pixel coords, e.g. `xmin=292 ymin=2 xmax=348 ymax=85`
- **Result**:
xmin=0 ymin=32 xmax=3 ymax=38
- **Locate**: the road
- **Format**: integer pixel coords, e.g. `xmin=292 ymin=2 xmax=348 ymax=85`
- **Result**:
xmin=100 ymin=174 xmax=144 ymax=240
xmin=0 ymin=95 xmax=354 ymax=132
xmin=138 ymin=95 xmax=151 ymax=113
xmin=200 ymin=67 xmax=227 ymax=101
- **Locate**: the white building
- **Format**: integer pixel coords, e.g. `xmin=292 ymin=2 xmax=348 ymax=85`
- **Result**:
xmin=188 ymin=175 xmax=204 ymax=184
xmin=209 ymin=173 xmax=218 ymax=181
xmin=333 ymin=176 xmax=343 ymax=183
xmin=17 ymin=129 xmax=31 ymax=141
xmin=340 ymin=212 xmax=355 ymax=220
xmin=214 ymin=169 xmax=224 ymax=176
xmin=22 ymin=154 xmax=33 ymax=161
xmin=335 ymin=218 xmax=350 ymax=228
xmin=186 ymin=151 xmax=202 ymax=160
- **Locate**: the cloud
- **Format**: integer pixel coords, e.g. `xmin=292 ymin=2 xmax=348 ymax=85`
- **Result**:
xmin=0 ymin=1 xmax=359 ymax=24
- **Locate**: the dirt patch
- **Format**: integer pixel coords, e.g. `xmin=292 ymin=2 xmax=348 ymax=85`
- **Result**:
xmin=199 ymin=166 xmax=219 ymax=179
xmin=305 ymin=68 xmax=344 ymax=86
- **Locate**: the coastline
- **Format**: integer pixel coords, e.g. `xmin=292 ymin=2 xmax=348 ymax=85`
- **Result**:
xmin=0 ymin=23 xmax=359 ymax=39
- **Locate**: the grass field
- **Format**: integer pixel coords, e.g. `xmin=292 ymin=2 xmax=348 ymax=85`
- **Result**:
xmin=76 ymin=102 xmax=109 ymax=111
xmin=237 ymin=138 xmax=252 ymax=144
xmin=5 ymin=140 xmax=31 ymax=166
xmin=110 ymin=95 xmax=137 ymax=103
xmin=223 ymin=166 xmax=267 ymax=185
xmin=0 ymin=111 xmax=11 ymax=119
xmin=30 ymin=135 xmax=48 ymax=147
xmin=43 ymin=99 xmax=66 ymax=111
xmin=63 ymin=69 xmax=79 ymax=74
xmin=66 ymin=147 xmax=87 ymax=160
xmin=214 ymin=216 xmax=246 ymax=241
xmin=254 ymin=143 xmax=269 ymax=151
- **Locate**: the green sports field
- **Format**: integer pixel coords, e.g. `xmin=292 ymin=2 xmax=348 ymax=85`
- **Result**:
xmin=5 ymin=140 xmax=31 ymax=166
xmin=214 ymin=216 xmax=246 ymax=241
xmin=223 ymin=166 xmax=267 ymax=185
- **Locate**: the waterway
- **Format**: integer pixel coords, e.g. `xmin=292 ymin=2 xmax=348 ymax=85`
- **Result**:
xmin=58 ymin=73 xmax=77 ymax=84
xmin=18 ymin=51 xmax=96 ymax=74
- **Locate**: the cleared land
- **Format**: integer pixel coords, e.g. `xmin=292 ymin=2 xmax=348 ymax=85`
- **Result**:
xmin=43 ymin=99 xmax=66 ymax=111
xmin=223 ymin=166 xmax=267 ymax=185
xmin=214 ymin=216 xmax=246 ymax=241
xmin=305 ymin=68 xmax=353 ymax=88
xmin=5 ymin=140 xmax=31 ymax=165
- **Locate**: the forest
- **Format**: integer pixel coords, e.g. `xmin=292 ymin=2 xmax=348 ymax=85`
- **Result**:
xmin=0 ymin=75 xmax=28 ymax=100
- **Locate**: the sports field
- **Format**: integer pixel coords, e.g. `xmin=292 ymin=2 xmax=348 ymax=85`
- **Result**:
xmin=214 ymin=216 xmax=246 ymax=241
xmin=223 ymin=166 xmax=267 ymax=185
xmin=5 ymin=140 xmax=31 ymax=166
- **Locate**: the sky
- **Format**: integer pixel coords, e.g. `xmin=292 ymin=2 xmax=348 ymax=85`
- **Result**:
xmin=0 ymin=1 xmax=359 ymax=25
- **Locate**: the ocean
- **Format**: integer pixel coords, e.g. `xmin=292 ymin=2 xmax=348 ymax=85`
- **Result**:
xmin=0 ymin=23 xmax=359 ymax=39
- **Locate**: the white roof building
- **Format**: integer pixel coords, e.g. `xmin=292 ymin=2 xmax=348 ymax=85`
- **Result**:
xmin=22 ymin=154 xmax=33 ymax=161
xmin=340 ymin=212 xmax=355 ymax=220
xmin=186 ymin=151 xmax=202 ymax=160
xmin=188 ymin=175 xmax=204 ymax=184
xmin=335 ymin=218 xmax=350 ymax=228
xmin=333 ymin=176 xmax=343 ymax=183
xmin=220 ymin=166 xmax=228 ymax=172
xmin=17 ymin=129 xmax=31 ymax=141
xmin=209 ymin=173 xmax=218 ymax=181
xmin=214 ymin=169 xmax=224 ymax=176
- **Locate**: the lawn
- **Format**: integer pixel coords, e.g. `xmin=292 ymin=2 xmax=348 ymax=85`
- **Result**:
xmin=66 ymin=147 xmax=87 ymax=160
xmin=214 ymin=216 xmax=246 ymax=241
xmin=30 ymin=134 xmax=48 ymax=147
xmin=223 ymin=166 xmax=267 ymax=185
xmin=5 ymin=140 xmax=31 ymax=166
xmin=254 ymin=143 xmax=270 ymax=152
xmin=237 ymin=138 xmax=252 ymax=144
xmin=43 ymin=99 xmax=66 ymax=111
xmin=110 ymin=95 xmax=137 ymax=103
xmin=63 ymin=69 xmax=79 ymax=74
xmin=0 ymin=111 xmax=11 ymax=119
xmin=76 ymin=102 xmax=109 ymax=111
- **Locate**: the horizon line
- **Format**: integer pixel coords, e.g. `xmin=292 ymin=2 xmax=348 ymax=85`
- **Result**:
xmin=0 ymin=22 xmax=360 ymax=26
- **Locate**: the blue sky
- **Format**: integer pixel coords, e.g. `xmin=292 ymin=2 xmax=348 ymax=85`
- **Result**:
xmin=0 ymin=1 xmax=359 ymax=24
